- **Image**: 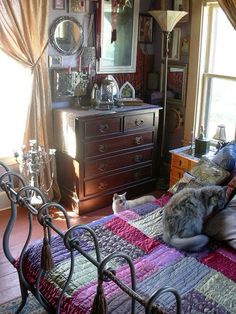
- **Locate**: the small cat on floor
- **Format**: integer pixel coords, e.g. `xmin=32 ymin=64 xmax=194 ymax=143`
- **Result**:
xmin=112 ymin=192 xmax=156 ymax=214
xmin=162 ymin=185 xmax=228 ymax=252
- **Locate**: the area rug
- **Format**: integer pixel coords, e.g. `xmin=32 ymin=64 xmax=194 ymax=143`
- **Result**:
xmin=0 ymin=294 xmax=47 ymax=314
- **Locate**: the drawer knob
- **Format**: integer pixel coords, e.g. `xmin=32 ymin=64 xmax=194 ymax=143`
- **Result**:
xmin=98 ymin=163 xmax=106 ymax=172
xmin=99 ymin=144 xmax=107 ymax=153
xmin=98 ymin=182 xmax=108 ymax=190
xmin=134 ymin=136 xmax=143 ymax=145
xmin=135 ymin=119 xmax=144 ymax=127
xmin=98 ymin=123 xmax=109 ymax=133
xmin=134 ymin=154 xmax=142 ymax=163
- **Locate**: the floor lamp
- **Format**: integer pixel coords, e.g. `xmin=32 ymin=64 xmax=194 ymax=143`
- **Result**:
xmin=148 ymin=10 xmax=188 ymax=187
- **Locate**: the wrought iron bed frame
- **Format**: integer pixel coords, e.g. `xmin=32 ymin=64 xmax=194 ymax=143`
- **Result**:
xmin=0 ymin=161 xmax=181 ymax=314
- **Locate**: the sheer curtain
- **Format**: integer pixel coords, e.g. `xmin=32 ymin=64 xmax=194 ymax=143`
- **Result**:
xmin=0 ymin=0 xmax=60 ymax=201
xmin=218 ymin=0 xmax=236 ymax=29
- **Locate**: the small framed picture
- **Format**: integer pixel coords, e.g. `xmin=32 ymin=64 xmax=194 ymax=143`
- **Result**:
xmin=53 ymin=0 xmax=65 ymax=10
xmin=181 ymin=36 xmax=190 ymax=57
xmin=138 ymin=14 xmax=153 ymax=43
xmin=173 ymin=0 xmax=189 ymax=23
xmin=160 ymin=62 xmax=188 ymax=105
xmin=162 ymin=28 xmax=181 ymax=61
xmin=69 ymin=0 xmax=86 ymax=13
xmin=48 ymin=55 xmax=63 ymax=68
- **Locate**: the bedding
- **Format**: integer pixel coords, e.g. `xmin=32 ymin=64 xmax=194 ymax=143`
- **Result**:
xmin=212 ymin=142 xmax=236 ymax=173
xmin=204 ymin=195 xmax=236 ymax=249
xmin=19 ymin=194 xmax=236 ymax=314
xmin=189 ymin=157 xmax=230 ymax=184
xmin=168 ymin=172 xmax=205 ymax=194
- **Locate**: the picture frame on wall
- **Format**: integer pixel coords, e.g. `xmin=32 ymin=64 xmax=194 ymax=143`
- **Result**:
xmin=162 ymin=28 xmax=181 ymax=61
xmin=180 ymin=36 xmax=190 ymax=57
xmin=48 ymin=55 xmax=63 ymax=68
xmin=138 ymin=14 xmax=153 ymax=43
xmin=173 ymin=0 xmax=189 ymax=22
xmin=160 ymin=62 xmax=188 ymax=105
xmin=53 ymin=0 xmax=65 ymax=10
xmin=69 ymin=0 xmax=86 ymax=13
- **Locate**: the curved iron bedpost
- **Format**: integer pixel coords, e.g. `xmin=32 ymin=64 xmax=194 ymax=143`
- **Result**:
xmin=37 ymin=202 xmax=71 ymax=231
xmin=0 ymin=164 xmax=16 ymax=265
xmin=55 ymin=225 xmax=103 ymax=313
xmin=98 ymin=252 xmax=137 ymax=314
xmin=0 ymin=168 xmax=26 ymax=265
xmin=16 ymin=185 xmax=47 ymax=214
xmin=145 ymin=286 xmax=182 ymax=314
xmin=64 ymin=224 xmax=102 ymax=263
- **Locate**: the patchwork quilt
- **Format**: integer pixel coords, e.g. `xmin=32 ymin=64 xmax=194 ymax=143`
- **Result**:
xmin=21 ymin=195 xmax=236 ymax=313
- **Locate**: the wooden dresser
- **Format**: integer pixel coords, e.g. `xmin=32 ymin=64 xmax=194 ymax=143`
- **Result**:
xmin=169 ymin=146 xmax=199 ymax=187
xmin=53 ymin=105 xmax=161 ymax=214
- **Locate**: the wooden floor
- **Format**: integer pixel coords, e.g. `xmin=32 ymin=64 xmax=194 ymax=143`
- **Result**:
xmin=0 ymin=190 xmax=163 ymax=305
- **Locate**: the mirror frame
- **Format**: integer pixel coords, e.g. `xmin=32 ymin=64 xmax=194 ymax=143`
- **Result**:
xmin=49 ymin=16 xmax=84 ymax=56
xmin=97 ymin=0 xmax=140 ymax=74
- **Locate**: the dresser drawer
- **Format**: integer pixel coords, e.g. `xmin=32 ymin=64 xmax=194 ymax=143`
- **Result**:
xmin=171 ymin=154 xmax=190 ymax=171
xmin=170 ymin=167 xmax=185 ymax=181
xmin=84 ymin=165 xmax=153 ymax=196
xmin=124 ymin=112 xmax=155 ymax=131
xmin=84 ymin=117 xmax=122 ymax=138
xmin=85 ymin=149 xmax=153 ymax=178
xmin=84 ymin=131 xmax=154 ymax=158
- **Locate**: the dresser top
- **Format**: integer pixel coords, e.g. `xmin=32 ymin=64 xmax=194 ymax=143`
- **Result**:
xmin=53 ymin=104 xmax=161 ymax=119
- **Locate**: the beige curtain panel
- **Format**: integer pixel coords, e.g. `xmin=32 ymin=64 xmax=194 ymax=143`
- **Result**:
xmin=218 ymin=0 xmax=236 ymax=29
xmin=0 ymin=0 xmax=60 ymax=201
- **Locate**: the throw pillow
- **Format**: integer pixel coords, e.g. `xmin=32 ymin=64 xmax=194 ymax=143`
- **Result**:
xmin=226 ymin=175 xmax=236 ymax=198
xmin=212 ymin=142 xmax=236 ymax=172
xmin=204 ymin=195 xmax=236 ymax=249
xmin=168 ymin=172 xmax=205 ymax=194
xmin=189 ymin=157 xmax=230 ymax=184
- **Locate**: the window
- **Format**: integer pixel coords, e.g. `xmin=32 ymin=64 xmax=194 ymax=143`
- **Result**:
xmin=0 ymin=50 xmax=33 ymax=159
xmin=197 ymin=2 xmax=236 ymax=141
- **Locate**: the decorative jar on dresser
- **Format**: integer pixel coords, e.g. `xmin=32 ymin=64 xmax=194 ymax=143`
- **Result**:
xmin=53 ymin=104 xmax=161 ymax=214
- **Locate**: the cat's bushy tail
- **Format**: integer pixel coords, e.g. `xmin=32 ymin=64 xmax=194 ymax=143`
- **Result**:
xmin=166 ymin=235 xmax=209 ymax=252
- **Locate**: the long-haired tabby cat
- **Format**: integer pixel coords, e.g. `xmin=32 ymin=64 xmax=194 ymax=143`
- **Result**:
xmin=112 ymin=192 xmax=156 ymax=214
xmin=162 ymin=185 xmax=228 ymax=251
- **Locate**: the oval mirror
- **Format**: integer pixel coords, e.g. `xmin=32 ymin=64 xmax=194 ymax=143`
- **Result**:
xmin=49 ymin=16 xmax=84 ymax=56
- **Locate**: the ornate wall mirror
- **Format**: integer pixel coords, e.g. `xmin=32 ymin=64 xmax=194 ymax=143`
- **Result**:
xmin=49 ymin=16 xmax=84 ymax=56
xmin=97 ymin=0 xmax=140 ymax=74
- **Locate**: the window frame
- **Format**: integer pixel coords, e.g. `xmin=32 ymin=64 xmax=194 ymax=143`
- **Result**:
xmin=184 ymin=0 xmax=236 ymax=144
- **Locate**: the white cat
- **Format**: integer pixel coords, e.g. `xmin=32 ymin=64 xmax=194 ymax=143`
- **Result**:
xmin=112 ymin=192 xmax=156 ymax=214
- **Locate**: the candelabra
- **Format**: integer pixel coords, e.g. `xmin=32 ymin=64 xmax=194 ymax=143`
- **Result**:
xmin=15 ymin=140 xmax=56 ymax=204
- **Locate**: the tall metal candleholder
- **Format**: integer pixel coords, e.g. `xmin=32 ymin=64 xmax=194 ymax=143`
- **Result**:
xmin=15 ymin=140 xmax=57 ymax=203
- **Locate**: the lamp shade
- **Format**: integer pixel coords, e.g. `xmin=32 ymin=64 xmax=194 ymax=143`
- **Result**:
xmin=213 ymin=124 xmax=227 ymax=142
xmin=148 ymin=10 xmax=188 ymax=32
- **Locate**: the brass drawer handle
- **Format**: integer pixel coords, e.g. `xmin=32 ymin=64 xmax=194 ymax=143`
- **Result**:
xmin=134 ymin=172 xmax=141 ymax=180
xmin=98 ymin=182 xmax=108 ymax=190
xmin=98 ymin=123 xmax=109 ymax=133
xmin=135 ymin=119 xmax=144 ymax=127
xmin=98 ymin=163 xmax=106 ymax=172
xmin=134 ymin=154 xmax=142 ymax=163
xmin=134 ymin=136 xmax=143 ymax=145
xmin=99 ymin=144 xmax=107 ymax=153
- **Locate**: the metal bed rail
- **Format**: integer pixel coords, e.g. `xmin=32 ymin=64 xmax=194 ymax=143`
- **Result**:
xmin=0 ymin=162 xmax=182 ymax=314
